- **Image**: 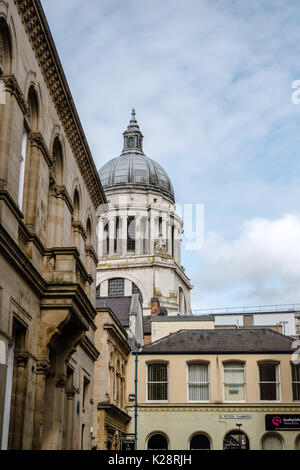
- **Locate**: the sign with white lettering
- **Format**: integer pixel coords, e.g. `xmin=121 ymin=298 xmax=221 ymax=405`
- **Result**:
xmin=266 ymin=415 xmax=300 ymax=431
xmin=121 ymin=439 xmax=136 ymax=451
xmin=219 ymin=414 xmax=252 ymax=420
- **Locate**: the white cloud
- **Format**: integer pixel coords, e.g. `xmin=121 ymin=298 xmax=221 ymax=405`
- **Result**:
xmin=192 ymin=213 xmax=300 ymax=308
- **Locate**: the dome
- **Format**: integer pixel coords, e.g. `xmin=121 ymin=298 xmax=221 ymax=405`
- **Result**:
xmin=98 ymin=111 xmax=175 ymax=202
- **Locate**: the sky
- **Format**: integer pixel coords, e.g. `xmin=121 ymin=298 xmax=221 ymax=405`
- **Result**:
xmin=41 ymin=0 xmax=300 ymax=311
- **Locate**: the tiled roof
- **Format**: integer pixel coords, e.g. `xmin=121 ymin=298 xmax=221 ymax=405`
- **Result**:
xmin=96 ymin=297 xmax=132 ymax=327
xmin=141 ymin=328 xmax=295 ymax=354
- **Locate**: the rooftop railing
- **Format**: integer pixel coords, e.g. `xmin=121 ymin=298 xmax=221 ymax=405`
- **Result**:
xmin=192 ymin=303 xmax=300 ymax=316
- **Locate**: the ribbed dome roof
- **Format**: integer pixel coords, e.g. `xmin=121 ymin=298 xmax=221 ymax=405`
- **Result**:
xmin=98 ymin=111 xmax=175 ymax=202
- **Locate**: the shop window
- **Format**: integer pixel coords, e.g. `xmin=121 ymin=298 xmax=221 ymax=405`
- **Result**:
xmin=262 ymin=434 xmax=283 ymax=450
xmin=259 ymin=363 xmax=280 ymax=401
xmin=223 ymin=363 xmax=245 ymax=401
xmin=147 ymin=434 xmax=168 ymax=450
xmin=190 ymin=434 xmax=211 ymax=450
xmin=224 ymin=431 xmax=249 ymax=450
xmin=147 ymin=363 xmax=168 ymax=401
xmin=188 ymin=363 xmax=209 ymax=401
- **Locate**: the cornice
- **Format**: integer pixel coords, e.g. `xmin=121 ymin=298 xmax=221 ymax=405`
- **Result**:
xmin=14 ymin=0 xmax=107 ymax=209
xmin=127 ymin=403 xmax=300 ymax=413
xmin=79 ymin=335 xmax=100 ymax=361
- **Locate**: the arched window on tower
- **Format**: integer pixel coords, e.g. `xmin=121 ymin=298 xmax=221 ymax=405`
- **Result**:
xmin=132 ymin=282 xmax=143 ymax=304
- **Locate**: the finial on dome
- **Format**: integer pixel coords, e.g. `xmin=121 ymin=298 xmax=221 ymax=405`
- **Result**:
xmin=131 ymin=109 xmax=136 ymax=122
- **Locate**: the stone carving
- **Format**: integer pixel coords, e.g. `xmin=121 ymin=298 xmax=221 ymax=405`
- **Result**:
xmin=48 ymin=256 xmax=55 ymax=272
xmin=36 ymin=359 xmax=50 ymax=375
xmin=15 ymin=351 xmax=30 ymax=368
xmin=2 ymin=74 xmax=30 ymax=118
xmin=56 ymin=374 xmax=67 ymax=389
xmin=154 ymin=234 xmax=166 ymax=253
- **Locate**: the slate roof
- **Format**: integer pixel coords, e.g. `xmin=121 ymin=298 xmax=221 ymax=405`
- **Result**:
xmin=96 ymin=297 xmax=132 ymax=327
xmin=140 ymin=328 xmax=295 ymax=354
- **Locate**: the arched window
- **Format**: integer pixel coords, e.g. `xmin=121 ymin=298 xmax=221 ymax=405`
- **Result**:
xmin=224 ymin=430 xmax=249 ymax=450
xmin=53 ymin=137 xmax=63 ymax=186
xmin=295 ymin=434 xmax=300 ymax=450
xmin=190 ymin=434 xmax=211 ymax=450
xmin=28 ymin=86 xmax=39 ymax=131
xmin=262 ymin=434 xmax=283 ymax=450
xmin=147 ymin=434 xmax=168 ymax=450
xmin=0 ymin=20 xmax=12 ymax=74
xmin=86 ymin=218 xmax=92 ymax=246
xmin=73 ymin=189 xmax=80 ymax=221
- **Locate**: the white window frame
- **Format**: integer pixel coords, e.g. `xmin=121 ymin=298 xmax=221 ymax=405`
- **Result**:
xmin=291 ymin=362 xmax=300 ymax=402
xmin=146 ymin=362 xmax=168 ymax=403
xmin=186 ymin=362 xmax=210 ymax=403
xmin=223 ymin=362 xmax=246 ymax=403
xmin=258 ymin=362 xmax=281 ymax=403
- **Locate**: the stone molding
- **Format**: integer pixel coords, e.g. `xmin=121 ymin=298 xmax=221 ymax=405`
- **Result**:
xmin=15 ymin=351 xmax=30 ymax=368
xmin=14 ymin=0 xmax=106 ymax=209
xmin=1 ymin=74 xmax=30 ymax=118
xmin=35 ymin=359 xmax=50 ymax=375
xmin=56 ymin=374 xmax=67 ymax=389
xmin=49 ymin=183 xmax=73 ymax=214
xmin=28 ymin=131 xmax=52 ymax=168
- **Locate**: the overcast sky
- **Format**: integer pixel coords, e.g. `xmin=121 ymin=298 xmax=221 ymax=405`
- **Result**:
xmin=41 ymin=0 xmax=300 ymax=311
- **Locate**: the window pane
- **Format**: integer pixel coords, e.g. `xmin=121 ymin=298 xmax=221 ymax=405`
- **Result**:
xmin=148 ymin=363 xmax=168 ymax=401
xmin=108 ymin=278 xmax=125 ymax=297
xmin=188 ymin=364 xmax=209 ymax=401
xmin=260 ymin=383 xmax=278 ymax=401
xmin=259 ymin=363 xmax=277 ymax=382
xmin=292 ymin=364 xmax=300 ymax=382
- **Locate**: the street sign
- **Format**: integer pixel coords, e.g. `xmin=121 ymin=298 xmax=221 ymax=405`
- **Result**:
xmin=121 ymin=439 xmax=136 ymax=451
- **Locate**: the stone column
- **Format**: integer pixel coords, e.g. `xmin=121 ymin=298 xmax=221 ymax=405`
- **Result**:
xmin=120 ymin=215 xmax=128 ymax=255
xmin=98 ymin=218 xmax=104 ymax=259
xmin=149 ymin=214 xmax=156 ymax=254
xmin=135 ymin=215 xmax=142 ymax=255
xmin=32 ymin=359 xmax=50 ymax=450
xmin=9 ymin=352 xmax=29 ymax=450
xmin=23 ymin=137 xmax=41 ymax=231
xmin=167 ymin=223 xmax=172 ymax=255
xmin=108 ymin=217 xmax=115 ymax=256
xmin=65 ymin=389 xmax=75 ymax=450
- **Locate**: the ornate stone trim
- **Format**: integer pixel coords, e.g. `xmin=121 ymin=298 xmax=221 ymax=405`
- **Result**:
xmin=15 ymin=351 xmax=30 ymax=368
xmin=49 ymin=183 xmax=73 ymax=214
xmin=56 ymin=374 xmax=67 ymax=389
xmin=14 ymin=0 xmax=106 ymax=209
xmin=85 ymin=245 xmax=98 ymax=265
xmin=72 ymin=221 xmax=87 ymax=241
xmin=1 ymin=74 xmax=30 ymax=118
xmin=28 ymin=131 xmax=52 ymax=168
xmin=36 ymin=359 xmax=50 ymax=375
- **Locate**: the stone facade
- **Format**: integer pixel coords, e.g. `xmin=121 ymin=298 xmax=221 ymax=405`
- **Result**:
xmin=0 ymin=0 xmax=106 ymax=450
xmin=93 ymin=307 xmax=131 ymax=450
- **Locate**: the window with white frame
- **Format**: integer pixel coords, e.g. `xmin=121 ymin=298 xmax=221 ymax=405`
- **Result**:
xmin=223 ymin=362 xmax=245 ymax=401
xmin=291 ymin=363 xmax=300 ymax=401
xmin=147 ymin=363 xmax=168 ymax=401
xmin=259 ymin=363 xmax=280 ymax=401
xmin=187 ymin=363 xmax=209 ymax=401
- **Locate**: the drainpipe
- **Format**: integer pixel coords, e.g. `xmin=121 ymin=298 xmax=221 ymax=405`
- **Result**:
xmin=135 ymin=351 xmax=138 ymax=450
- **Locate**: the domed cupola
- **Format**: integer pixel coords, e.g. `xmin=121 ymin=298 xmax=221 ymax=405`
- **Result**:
xmin=98 ymin=110 xmax=175 ymax=203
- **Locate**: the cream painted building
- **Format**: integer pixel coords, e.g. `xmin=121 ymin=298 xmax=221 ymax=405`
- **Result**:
xmin=126 ymin=329 xmax=300 ymax=450
xmin=96 ymin=111 xmax=192 ymax=317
